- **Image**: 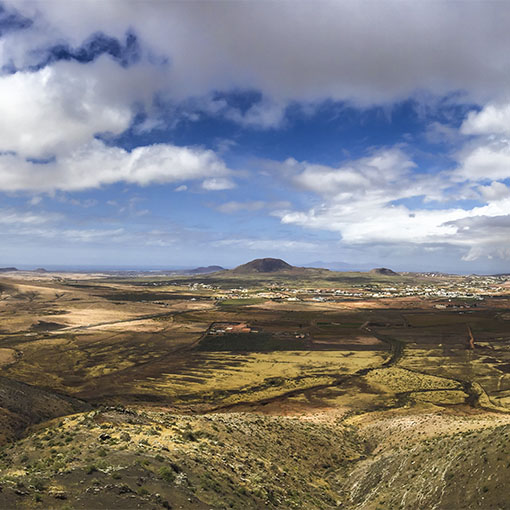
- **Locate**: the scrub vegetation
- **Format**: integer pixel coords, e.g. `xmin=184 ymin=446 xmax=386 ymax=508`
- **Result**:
xmin=1 ymin=265 xmax=510 ymax=508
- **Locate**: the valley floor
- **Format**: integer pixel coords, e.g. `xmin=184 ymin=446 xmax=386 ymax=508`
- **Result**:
xmin=2 ymin=270 xmax=510 ymax=509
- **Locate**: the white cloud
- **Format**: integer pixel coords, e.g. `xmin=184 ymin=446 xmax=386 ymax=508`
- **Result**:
xmin=455 ymin=140 xmax=510 ymax=182
xmin=0 ymin=208 xmax=58 ymax=225
xmin=8 ymin=1 xmax=510 ymax=106
xmin=455 ymin=101 xmax=510 ymax=183
xmin=223 ymin=98 xmax=287 ymax=129
xmin=461 ymin=103 xmax=510 ymax=136
xmin=213 ymin=238 xmax=319 ymax=252
xmin=0 ymin=56 xmax=165 ymax=159
xmin=479 ymin=182 xmax=510 ymax=201
xmin=290 ymin=148 xmax=416 ymax=199
xmin=8 ymin=226 xmax=129 ymax=243
xmin=0 ymin=140 xmax=232 ymax=192
xmin=201 ymin=177 xmax=236 ymax=191
xmin=272 ymin=146 xmax=510 ymax=261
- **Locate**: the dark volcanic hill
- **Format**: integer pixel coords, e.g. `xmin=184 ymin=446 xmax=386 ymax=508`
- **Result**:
xmin=370 ymin=267 xmax=398 ymax=276
xmin=0 ymin=267 xmax=17 ymax=273
xmin=232 ymin=258 xmax=294 ymax=273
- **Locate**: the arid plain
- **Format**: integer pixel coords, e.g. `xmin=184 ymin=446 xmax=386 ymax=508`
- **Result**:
xmin=2 ymin=262 xmax=510 ymax=509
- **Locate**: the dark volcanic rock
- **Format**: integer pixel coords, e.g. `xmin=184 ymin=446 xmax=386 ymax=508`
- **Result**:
xmin=369 ymin=267 xmax=399 ymax=276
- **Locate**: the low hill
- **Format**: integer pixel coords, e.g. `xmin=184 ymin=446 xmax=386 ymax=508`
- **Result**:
xmin=369 ymin=267 xmax=398 ymax=276
xmin=188 ymin=265 xmax=225 ymax=275
xmin=0 ymin=267 xmax=17 ymax=273
xmin=232 ymin=258 xmax=294 ymax=273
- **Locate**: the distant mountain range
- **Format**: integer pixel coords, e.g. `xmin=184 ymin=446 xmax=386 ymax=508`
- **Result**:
xmin=303 ymin=260 xmax=376 ymax=271
xmin=187 ymin=265 xmax=225 ymax=275
xmin=227 ymin=258 xmax=401 ymax=276
xmin=0 ymin=261 xmax=405 ymax=276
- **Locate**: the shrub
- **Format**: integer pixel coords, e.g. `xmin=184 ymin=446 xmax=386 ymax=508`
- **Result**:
xmin=137 ymin=486 xmax=150 ymax=496
xmin=120 ymin=432 xmax=131 ymax=442
xmin=159 ymin=466 xmax=176 ymax=483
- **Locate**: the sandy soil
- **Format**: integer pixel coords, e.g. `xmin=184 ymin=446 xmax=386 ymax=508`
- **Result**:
xmin=0 ymin=348 xmax=17 ymax=367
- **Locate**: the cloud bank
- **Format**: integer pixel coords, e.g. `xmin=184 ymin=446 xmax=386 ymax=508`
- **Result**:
xmin=1 ymin=1 xmax=510 ymax=268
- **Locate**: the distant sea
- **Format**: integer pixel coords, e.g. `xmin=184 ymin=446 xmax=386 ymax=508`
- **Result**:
xmin=10 ymin=265 xmax=196 ymax=272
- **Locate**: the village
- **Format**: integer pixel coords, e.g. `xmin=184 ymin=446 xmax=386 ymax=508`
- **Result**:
xmin=168 ymin=274 xmax=510 ymax=304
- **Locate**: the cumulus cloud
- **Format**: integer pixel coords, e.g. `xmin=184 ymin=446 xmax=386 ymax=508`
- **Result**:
xmin=0 ymin=45 xmax=238 ymax=194
xmin=455 ymin=100 xmax=510 ymax=185
xmin=7 ymin=1 xmax=510 ymax=106
xmin=0 ymin=140 xmax=232 ymax=191
xmin=461 ymin=103 xmax=510 ymax=136
xmin=444 ymin=215 xmax=510 ymax=261
xmin=0 ymin=56 xmax=165 ymax=158
xmin=273 ymin=146 xmax=510 ymax=261
xmin=455 ymin=140 xmax=510 ymax=182
xmin=479 ymin=182 xmax=510 ymax=201
xmin=289 ymin=148 xmax=417 ymax=199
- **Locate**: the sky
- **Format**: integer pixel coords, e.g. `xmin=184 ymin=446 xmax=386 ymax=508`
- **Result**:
xmin=1 ymin=1 xmax=510 ymax=273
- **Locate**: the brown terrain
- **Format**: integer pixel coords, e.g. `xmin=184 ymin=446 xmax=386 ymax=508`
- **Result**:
xmin=1 ymin=263 xmax=510 ymax=508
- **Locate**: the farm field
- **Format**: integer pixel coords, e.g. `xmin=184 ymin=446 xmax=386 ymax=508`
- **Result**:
xmin=2 ymin=268 xmax=510 ymax=508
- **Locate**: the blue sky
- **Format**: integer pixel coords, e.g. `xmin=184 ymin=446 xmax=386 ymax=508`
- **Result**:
xmin=2 ymin=1 xmax=510 ymax=273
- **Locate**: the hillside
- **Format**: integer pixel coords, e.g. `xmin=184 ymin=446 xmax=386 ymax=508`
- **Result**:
xmin=341 ymin=412 xmax=510 ymax=509
xmin=1 ymin=406 xmax=510 ymax=509
xmin=231 ymin=258 xmax=295 ymax=273
xmin=0 ymin=376 xmax=90 ymax=444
